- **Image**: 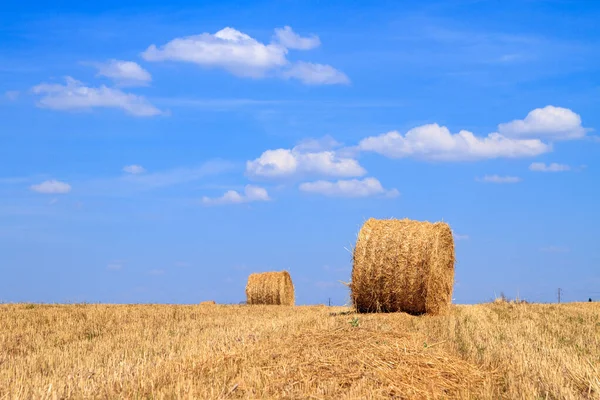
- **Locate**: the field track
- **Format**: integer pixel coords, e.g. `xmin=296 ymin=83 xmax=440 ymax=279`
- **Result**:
xmin=1 ymin=302 xmax=599 ymax=399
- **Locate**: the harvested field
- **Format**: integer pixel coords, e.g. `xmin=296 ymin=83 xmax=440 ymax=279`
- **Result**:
xmin=0 ymin=302 xmax=599 ymax=399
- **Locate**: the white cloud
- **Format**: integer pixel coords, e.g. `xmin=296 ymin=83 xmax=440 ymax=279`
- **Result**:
xmin=81 ymin=160 xmax=234 ymax=196
xmin=299 ymin=177 xmax=399 ymax=198
xmin=246 ymin=143 xmax=365 ymax=179
xmin=529 ymin=162 xmax=571 ymax=172
xmin=5 ymin=91 xmax=19 ymax=101
xmin=498 ymin=106 xmax=588 ymax=140
xmin=273 ymin=26 xmax=321 ymax=50
xmin=359 ymin=123 xmax=550 ymax=161
xmin=282 ymin=62 xmax=350 ymax=85
xmin=293 ymin=135 xmax=342 ymax=152
xmin=95 ymin=59 xmax=152 ymax=86
xmin=31 ymin=77 xmax=163 ymax=117
xmin=123 ymin=164 xmax=146 ymax=174
xmin=202 ymin=184 xmax=270 ymax=205
xmin=476 ymin=175 xmax=522 ymax=184
xmin=30 ymin=180 xmax=72 ymax=194
xmin=148 ymin=269 xmax=165 ymax=275
xmin=142 ymin=26 xmax=348 ymax=85
xmin=453 ymin=234 xmax=469 ymax=241
xmin=142 ymin=27 xmax=288 ymax=78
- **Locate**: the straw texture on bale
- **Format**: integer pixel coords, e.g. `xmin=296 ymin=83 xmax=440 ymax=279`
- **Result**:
xmin=351 ymin=218 xmax=455 ymax=315
xmin=245 ymin=271 xmax=295 ymax=306
xmin=199 ymin=301 xmax=216 ymax=305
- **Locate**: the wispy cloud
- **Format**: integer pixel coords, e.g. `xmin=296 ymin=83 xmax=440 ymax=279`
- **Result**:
xmin=30 ymin=180 xmax=72 ymax=194
xmin=281 ymin=62 xmax=350 ymax=85
xmin=476 ymin=175 xmax=522 ymax=184
xmin=94 ymin=59 xmax=152 ymax=87
xmin=299 ymin=177 xmax=399 ymax=198
xmin=453 ymin=234 xmax=469 ymax=241
xmin=529 ymin=162 xmax=571 ymax=172
xmin=273 ymin=26 xmax=320 ymax=50
xmin=540 ymin=246 xmax=570 ymax=253
xmin=4 ymin=90 xmax=19 ymax=101
xmin=83 ymin=159 xmax=235 ymax=196
xmin=32 ymin=77 xmax=163 ymax=117
xmin=148 ymin=269 xmax=165 ymax=275
xmin=123 ymin=165 xmax=146 ymax=174
xmin=202 ymin=185 xmax=270 ymax=206
xmin=107 ymin=262 xmax=123 ymax=271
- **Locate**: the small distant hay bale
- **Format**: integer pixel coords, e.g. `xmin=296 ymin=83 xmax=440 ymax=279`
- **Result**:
xmin=245 ymin=271 xmax=295 ymax=306
xmin=199 ymin=300 xmax=216 ymax=305
xmin=351 ymin=218 xmax=455 ymax=315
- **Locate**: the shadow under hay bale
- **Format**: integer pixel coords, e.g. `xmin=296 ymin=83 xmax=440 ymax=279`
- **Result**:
xmin=245 ymin=271 xmax=295 ymax=306
xmin=351 ymin=218 xmax=455 ymax=315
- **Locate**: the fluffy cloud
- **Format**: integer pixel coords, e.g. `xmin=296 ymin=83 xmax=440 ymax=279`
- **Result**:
xmin=30 ymin=180 xmax=72 ymax=194
xmin=476 ymin=175 xmax=522 ymax=184
xmin=299 ymin=177 xmax=399 ymax=198
xmin=529 ymin=162 xmax=571 ymax=172
xmin=453 ymin=234 xmax=469 ymax=241
xmin=5 ymin=91 xmax=19 ymax=101
xmin=498 ymin=106 xmax=587 ymax=140
xmin=540 ymin=246 xmax=570 ymax=253
xmin=358 ymin=123 xmax=550 ymax=161
xmin=95 ymin=60 xmax=152 ymax=86
xmin=107 ymin=262 xmax=123 ymax=271
xmin=293 ymin=135 xmax=342 ymax=152
xmin=142 ymin=27 xmax=288 ymax=78
xmin=123 ymin=165 xmax=146 ymax=174
xmin=273 ymin=26 xmax=320 ymax=50
xmin=142 ymin=26 xmax=348 ymax=85
xmin=282 ymin=62 xmax=350 ymax=85
xmin=202 ymin=185 xmax=270 ymax=205
xmin=32 ymin=77 xmax=162 ymax=117
xmin=246 ymin=143 xmax=366 ymax=179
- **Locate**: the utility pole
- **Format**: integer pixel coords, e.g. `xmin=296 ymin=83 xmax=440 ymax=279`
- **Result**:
xmin=558 ymin=288 xmax=562 ymax=304
xmin=328 ymin=297 xmax=331 ymax=307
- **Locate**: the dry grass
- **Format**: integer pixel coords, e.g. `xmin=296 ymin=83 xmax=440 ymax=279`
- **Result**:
xmin=352 ymin=218 xmax=455 ymax=315
xmin=1 ymin=302 xmax=599 ymax=399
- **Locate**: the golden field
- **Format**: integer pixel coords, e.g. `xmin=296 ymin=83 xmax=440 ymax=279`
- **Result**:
xmin=1 ymin=302 xmax=599 ymax=399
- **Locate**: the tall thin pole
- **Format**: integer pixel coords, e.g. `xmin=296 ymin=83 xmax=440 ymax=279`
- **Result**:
xmin=558 ymin=288 xmax=562 ymax=303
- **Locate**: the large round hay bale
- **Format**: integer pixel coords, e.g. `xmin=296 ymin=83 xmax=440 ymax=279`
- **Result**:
xmin=351 ymin=218 xmax=455 ymax=315
xmin=245 ymin=271 xmax=295 ymax=306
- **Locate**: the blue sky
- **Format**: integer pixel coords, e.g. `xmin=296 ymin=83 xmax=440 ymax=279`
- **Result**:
xmin=1 ymin=0 xmax=599 ymax=305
